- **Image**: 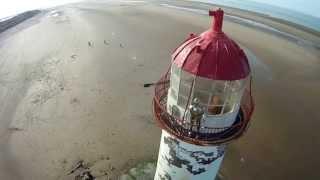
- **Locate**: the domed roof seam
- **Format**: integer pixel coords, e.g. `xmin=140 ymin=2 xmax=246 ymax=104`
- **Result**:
xmin=172 ymin=36 xmax=200 ymax=61
xmin=214 ymin=39 xmax=220 ymax=79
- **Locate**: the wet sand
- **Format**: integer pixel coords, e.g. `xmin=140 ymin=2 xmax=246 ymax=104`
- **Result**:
xmin=0 ymin=10 xmax=41 ymax=34
xmin=0 ymin=0 xmax=319 ymax=179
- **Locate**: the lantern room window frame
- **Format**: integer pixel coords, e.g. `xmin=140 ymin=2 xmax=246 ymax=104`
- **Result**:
xmin=170 ymin=64 xmax=247 ymax=117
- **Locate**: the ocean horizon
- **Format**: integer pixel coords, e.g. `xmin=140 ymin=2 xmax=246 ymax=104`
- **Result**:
xmin=201 ymin=0 xmax=320 ymax=32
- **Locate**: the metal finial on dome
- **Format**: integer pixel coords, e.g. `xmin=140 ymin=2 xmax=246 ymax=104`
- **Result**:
xmin=209 ymin=8 xmax=224 ymax=33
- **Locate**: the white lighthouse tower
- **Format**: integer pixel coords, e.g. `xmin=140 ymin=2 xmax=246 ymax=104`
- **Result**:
xmin=152 ymin=9 xmax=254 ymax=180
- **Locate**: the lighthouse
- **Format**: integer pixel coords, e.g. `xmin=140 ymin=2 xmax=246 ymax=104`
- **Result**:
xmin=152 ymin=9 xmax=254 ymax=180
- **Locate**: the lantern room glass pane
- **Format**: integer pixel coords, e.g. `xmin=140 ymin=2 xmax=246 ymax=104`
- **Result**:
xmin=209 ymin=94 xmax=226 ymax=106
xmin=193 ymin=90 xmax=210 ymax=105
xmin=223 ymin=104 xmax=233 ymax=114
xmin=171 ymin=64 xmax=180 ymax=77
xmin=180 ymin=70 xmax=194 ymax=84
xmin=208 ymin=105 xmax=223 ymax=115
xmin=207 ymin=94 xmax=226 ymax=115
xmin=229 ymin=79 xmax=246 ymax=92
xmin=170 ymin=88 xmax=178 ymax=100
xmin=171 ymin=105 xmax=181 ymax=118
xmin=194 ymin=77 xmax=213 ymax=91
xmin=179 ymin=83 xmax=191 ymax=97
xmin=170 ymin=75 xmax=180 ymax=91
xmin=191 ymin=77 xmax=212 ymax=106
xmin=212 ymin=81 xmax=229 ymax=94
xmin=226 ymin=91 xmax=241 ymax=105
xmin=177 ymin=95 xmax=188 ymax=108
xmin=206 ymin=78 xmax=248 ymax=115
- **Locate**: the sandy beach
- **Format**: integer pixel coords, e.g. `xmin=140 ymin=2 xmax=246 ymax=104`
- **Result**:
xmin=0 ymin=0 xmax=319 ymax=179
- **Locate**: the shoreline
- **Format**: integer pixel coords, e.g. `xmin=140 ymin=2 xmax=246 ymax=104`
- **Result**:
xmin=164 ymin=0 xmax=320 ymax=47
xmin=182 ymin=0 xmax=320 ymax=37
xmin=160 ymin=3 xmax=320 ymax=50
xmin=159 ymin=0 xmax=320 ymax=52
xmin=0 ymin=10 xmax=41 ymax=34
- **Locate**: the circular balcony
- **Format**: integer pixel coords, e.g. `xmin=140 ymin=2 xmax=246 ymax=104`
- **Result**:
xmin=152 ymin=71 xmax=254 ymax=146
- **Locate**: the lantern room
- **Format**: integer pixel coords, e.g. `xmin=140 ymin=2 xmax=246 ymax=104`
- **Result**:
xmin=153 ymin=9 xmax=254 ymax=145
xmin=168 ymin=65 xmax=249 ymax=131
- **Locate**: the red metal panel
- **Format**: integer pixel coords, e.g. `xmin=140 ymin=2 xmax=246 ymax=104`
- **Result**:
xmin=172 ymin=9 xmax=250 ymax=81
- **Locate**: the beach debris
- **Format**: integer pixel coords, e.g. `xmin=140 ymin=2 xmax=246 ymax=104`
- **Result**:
xmin=71 ymin=54 xmax=77 ymax=59
xmin=109 ymin=165 xmax=116 ymax=171
xmin=62 ymin=159 xmax=68 ymax=164
xmin=8 ymin=127 xmax=23 ymax=131
xmin=120 ymin=161 xmax=156 ymax=180
xmin=104 ymin=40 xmax=109 ymax=45
xmin=240 ymin=157 xmax=245 ymax=163
xmin=70 ymin=97 xmax=80 ymax=104
xmin=75 ymin=171 xmax=95 ymax=180
xmin=59 ymin=84 xmax=65 ymax=91
xmin=67 ymin=160 xmax=95 ymax=180
xmin=120 ymin=43 xmax=124 ymax=48
xmin=68 ymin=160 xmax=87 ymax=175
xmin=99 ymin=155 xmax=110 ymax=161
xmin=88 ymin=41 xmax=93 ymax=47
xmin=31 ymin=98 xmax=40 ymax=104
xmin=143 ymin=83 xmax=155 ymax=87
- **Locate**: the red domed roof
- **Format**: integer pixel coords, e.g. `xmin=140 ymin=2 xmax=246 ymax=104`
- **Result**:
xmin=172 ymin=9 xmax=250 ymax=81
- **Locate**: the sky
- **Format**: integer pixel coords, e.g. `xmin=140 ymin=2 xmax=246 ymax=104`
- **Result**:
xmin=0 ymin=0 xmax=319 ymax=19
